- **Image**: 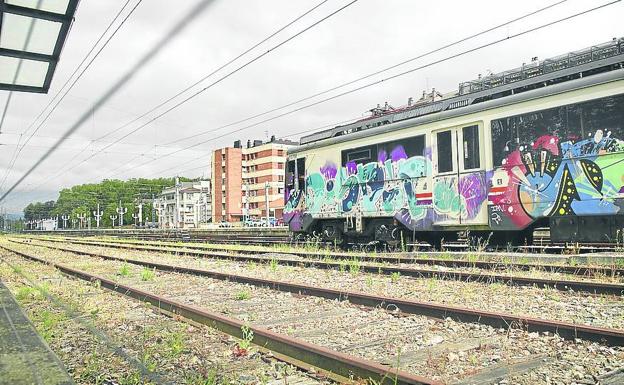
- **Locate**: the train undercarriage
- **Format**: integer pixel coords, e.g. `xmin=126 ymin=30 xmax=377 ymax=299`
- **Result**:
xmin=293 ymin=214 xmax=624 ymax=251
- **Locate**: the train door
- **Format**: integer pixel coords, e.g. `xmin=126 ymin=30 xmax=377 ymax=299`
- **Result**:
xmin=432 ymin=124 xmax=488 ymax=226
xmin=284 ymin=157 xmax=306 ymax=231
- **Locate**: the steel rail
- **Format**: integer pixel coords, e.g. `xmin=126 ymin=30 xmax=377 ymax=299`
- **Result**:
xmin=43 ymin=236 xmax=624 ymax=277
xmin=7 ymin=241 xmax=624 ymax=346
xmin=0 ymin=244 xmax=439 ymax=385
xmin=24 ymin=238 xmax=624 ymax=296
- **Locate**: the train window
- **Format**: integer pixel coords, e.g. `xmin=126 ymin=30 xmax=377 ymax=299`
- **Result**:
xmin=341 ymin=144 xmax=377 ymax=166
xmin=462 ymin=125 xmax=480 ymax=170
xmin=286 ymin=160 xmax=295 ymax=189
xmin=378 ymin=135 xmax=425 ymax=161
xmin=437 ymin=130 xmax=453 ymax=173
xmin=296 ymin=158 xmax=305 ymax=190
xmin=348 ymin=149 xmax=372 ymax=163
xmin=491 ymin=93 xmax=624 ymax=166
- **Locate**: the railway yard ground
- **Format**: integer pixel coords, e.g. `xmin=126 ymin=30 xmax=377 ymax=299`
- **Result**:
xmin=1 ymin=233 xmax=624 ymax=385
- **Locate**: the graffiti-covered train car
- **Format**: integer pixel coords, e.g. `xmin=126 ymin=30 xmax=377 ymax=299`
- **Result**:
xmin=284 ymin=39 xmax=624 ymax=247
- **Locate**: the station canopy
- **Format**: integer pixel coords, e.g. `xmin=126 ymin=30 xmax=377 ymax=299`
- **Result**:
xmin=0 ymin=0 xmax=79 ymax=93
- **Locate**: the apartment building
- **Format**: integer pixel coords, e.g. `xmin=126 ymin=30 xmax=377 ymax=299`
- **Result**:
xmin=155 ymin=179 xmax=212 ymax=229
xmin=211 ymin=136 xmax=296 ymax=223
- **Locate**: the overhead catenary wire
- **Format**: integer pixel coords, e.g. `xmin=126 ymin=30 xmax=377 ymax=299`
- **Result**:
xmin=0 ymin=0 xmax=218 ymax=203
xmin=118 ymin=0 xmax=621 ymax=179
xmin=17 ymin=0 xmax=568 ymax=193
xmin=54 ymin=0 xmax=360 ymax=181
xmin=162 ymin=0 xmax=569 ymax=147
xmin=8 ymin=0 xmax=621 ymax=206
xmin=102 ymin=0 xmax=574 ymax=179
xmin=18 ymin=0 xmax=351 ymax=195
xmin=39 ymin=0 xmax=333 ymax=185
xmin=164 ymin=116 xmax=363 ymax=178
xmin=0 ymin=0 xmax=141 ymax=192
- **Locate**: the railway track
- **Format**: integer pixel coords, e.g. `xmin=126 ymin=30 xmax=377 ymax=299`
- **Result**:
xmin=24 ymin=229 xmax=622 ymax=253
xmin=0 ymin=242 xmax=436 ymax=385
xmin=2 ymin=239 xmax=624 ymax=384
xmin=70 ymin=236 xmax=624 ymax=275
xmin=29 ymin=237 xmax=624 ymax=290
xmin=9 ymin=239 xmax=624 ymax=344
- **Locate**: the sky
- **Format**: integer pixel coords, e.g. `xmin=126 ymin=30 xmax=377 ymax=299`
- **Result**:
xmin=0 ymin=0 xmax=622 ymax=214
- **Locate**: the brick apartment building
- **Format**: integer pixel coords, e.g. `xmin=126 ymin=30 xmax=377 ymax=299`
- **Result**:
xmin=211 ymin=136 xmax=296 ymax=223
xmin=212 ymin=136 xmax=297 ymax=222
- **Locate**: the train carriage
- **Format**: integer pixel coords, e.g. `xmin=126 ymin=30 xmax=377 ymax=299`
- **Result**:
xmin=284 ymin=38 xmax=624 ymax=247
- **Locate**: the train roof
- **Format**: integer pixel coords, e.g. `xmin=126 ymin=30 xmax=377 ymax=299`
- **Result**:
xmin=295 ymin=38 xmax=624 ymax=152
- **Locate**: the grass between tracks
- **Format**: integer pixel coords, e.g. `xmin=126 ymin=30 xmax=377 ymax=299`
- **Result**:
xmin=0 ymin=248 xmax=309 ymax=385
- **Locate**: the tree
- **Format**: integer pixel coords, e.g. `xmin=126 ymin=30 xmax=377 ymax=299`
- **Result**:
xmin=25 ymin=177 xmax=196 ymax=228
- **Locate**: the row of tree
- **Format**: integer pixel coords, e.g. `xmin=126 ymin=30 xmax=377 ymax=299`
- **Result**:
xmin=24 ymin=177 xmax=193 ymax=228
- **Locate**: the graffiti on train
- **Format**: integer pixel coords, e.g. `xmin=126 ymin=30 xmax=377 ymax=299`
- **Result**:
xmin=490 ymin=131 xmax=624 ymax=228
xmin=285 ymin=143 xmax=491 ymax=230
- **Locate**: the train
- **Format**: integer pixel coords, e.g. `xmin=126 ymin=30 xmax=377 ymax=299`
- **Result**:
xmin=283 ymin=38 xmax=624 ymax=248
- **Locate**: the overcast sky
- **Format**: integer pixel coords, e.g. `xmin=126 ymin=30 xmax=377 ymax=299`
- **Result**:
xmin=0 ymin=0 xmax=622 ymax=213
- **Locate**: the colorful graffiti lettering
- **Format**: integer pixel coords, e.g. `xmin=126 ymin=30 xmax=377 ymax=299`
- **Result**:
xmin=284 ymin=122 xmax=624 ymax=234
xmin=490 ymin=131 xmax=624 ymax=228
xmin=284 ymin=143 xmax=491 ymax=231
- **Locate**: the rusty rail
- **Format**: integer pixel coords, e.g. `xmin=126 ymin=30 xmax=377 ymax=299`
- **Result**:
xmin=24 ymin=238 xmax=624 ymax=296
xmin=8 ymin=240 xmax=624 ymax=346
xmin=44 ymin=236 xmax=624 ymax=277
xmin=0 ymin=244 xmax=439 ymax=385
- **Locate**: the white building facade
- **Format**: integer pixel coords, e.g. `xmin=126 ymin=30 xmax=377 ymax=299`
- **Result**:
xmin=155 ymin=179 xmax=212 ymax=229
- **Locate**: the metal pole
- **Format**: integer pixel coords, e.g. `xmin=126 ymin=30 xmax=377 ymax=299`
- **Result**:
xmin=93 ymin=203 xmax=103 ymax=228
xmin=116 ymin=200 xmax=128 ymax=227
xmin=265 ymin=181 xmax=270 ymax=226
xmin=137 ymin=203 xmax=143 ymax=227
xmin=244 ymin=182 xmax=249 ymax=222
xmin=175 ymin=177 xmax=180 ymax=229
xmin=110 ymin=214 xmax=117 ymax=228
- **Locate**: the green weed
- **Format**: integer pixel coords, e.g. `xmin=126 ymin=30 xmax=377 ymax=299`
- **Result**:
xmin=166 ymin=331 xmax=185 ymax=357
xmin=140 ymin=268 xmax=156 ymax=281
xmin=119 ymin=263 xmax=131 ymax=277
xmin=237 ymin=324 xmax=254 ymax=351
xmin=390 ymin=271 xmax=401 ymax=283
xmin=269 ymin=258 xmax=278 ymax=273
xmin=15 ymin=286 xmax=40 ymax=302
xmin=235 ymin=290 xmax=251 ymax=301
xmin=348 ymin=258 xmax=361 ymax=276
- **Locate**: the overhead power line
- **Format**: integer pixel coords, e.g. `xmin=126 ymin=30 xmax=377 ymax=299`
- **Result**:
xmin=55 ymin=0 xmax=360 ymax=181
xmin=86 ymin=0 xmax=572 ymax=181
xmin=162 ymin=0 xmax=569 ymax=147
xmin=40 ymin=0 xmax=332 ymax=183
xmin=0 ymin=0 xmax=141 ymax=191
xmin=119 ymin=0 xmax=617 ymax=179
xmin=0 ymin=0 xmax=217 ymax=203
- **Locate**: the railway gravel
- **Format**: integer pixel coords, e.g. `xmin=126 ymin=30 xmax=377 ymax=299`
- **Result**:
xmin=41 ymin=236 xmax=624 ymax=284
xmin=0 ymin=248 xmax=325 ymax=385
xmin=28 ymin=238 xmax=624 ymax=330
xmin=4 ymin=239 xmax=623 ymax=384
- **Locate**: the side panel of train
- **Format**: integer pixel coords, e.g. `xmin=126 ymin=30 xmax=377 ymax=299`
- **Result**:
xmin=285 ymin=80 xmax=624 ymax=244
